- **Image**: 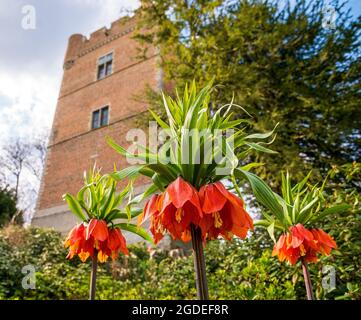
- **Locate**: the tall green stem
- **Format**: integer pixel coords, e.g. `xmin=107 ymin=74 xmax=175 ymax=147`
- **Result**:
xmin=89 ymin=250 xmax=98 ymax=300
xmin=301 ymin=258 xmax=315 ymax=300
xmin=190 ymin=224 xmax=209 ymax=300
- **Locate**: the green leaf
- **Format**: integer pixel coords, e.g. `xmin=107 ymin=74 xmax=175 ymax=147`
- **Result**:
xmin=219 ymin=119 xmax=249 ymax=129
xmin=281 ymin=171 xmax=293 ymax=204
xmin=293 ymin=170 xmax=312 ymax=193
xmin=113 ymin=182 xmax=131 ymax=208
xmin=239 ymin=162 xmax=265 ymax=172
xmin=245 ymin=142 xmax=278 ymax=154
xmin=235 ymin=169 xmax=285 ymax=224
xmin=111 ymin=166 xmax=145 ymax=181
xmin=244 ymin=123 xmax=279 ymax=140
xmin=292 ymin=193 xmax=300 ymax=223
xmin=129 ymin=183 xmax=159 ymax=205
xmin=107 ymin=137 xmax=155 ymax=163
xmin=254 ymin=219 xmax=271 ymax=228
xmin=147 ymin=163 xmax=177 ymax=181
xmin=298 ymin=197 xmax=319 ymax=219
xmin=115 ymin=223 xmax=154 ymax=244
xmin=267 ymin=222 xmax=276 ymax=243
xmin=125 ymin=204 xmax=132 ymax=221
xmin=149 ymin=109 xmax=170 ymax=130
xmin=108 ymin=208 xmax=143 ymax=221
xmin=63 ymin=193 xmax=86 ymax=221
xmin=312 ymin=204 xmax=351 ymax=222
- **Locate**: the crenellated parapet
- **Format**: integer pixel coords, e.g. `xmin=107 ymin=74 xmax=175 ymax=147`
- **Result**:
xmin=63 ymin=16 xmax=137 ymax=70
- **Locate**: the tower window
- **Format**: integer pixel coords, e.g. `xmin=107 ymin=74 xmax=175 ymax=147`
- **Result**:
xmin=91 ymin=106 xmax=109 ymax=129
xmin=97 ymin=53 xmax=113 ymax=80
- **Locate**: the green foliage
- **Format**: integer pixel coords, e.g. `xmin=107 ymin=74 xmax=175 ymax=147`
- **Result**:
xmin=317 ymin=162 xmax=361 ymax=300
xmin=135 ymin=0 xmax=361 ymax=183
xmin=62 ymin=167 xmax=152 ymax=243
xmin=0 ymin=187 xmax=17 ymax=227
xmin=237 ymin=169 xmax=350 ymax=240
xmin=108 ymin=81 xmax=276 ymax=200
xmin=1 ymin=201 xmax=359 ymax=300
xmin=0 ymin=164 xmax=358 ymax=300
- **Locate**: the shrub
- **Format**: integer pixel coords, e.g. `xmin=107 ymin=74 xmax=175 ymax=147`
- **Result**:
xmin=0 ymin=202 xmax=359 ymax=300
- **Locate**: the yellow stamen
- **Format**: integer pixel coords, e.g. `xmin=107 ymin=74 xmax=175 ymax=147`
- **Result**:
xmin=94 ymin=239 xmax=99 ymax=250
xmin=175 ymin=208 xmax=183 ymax=223
xmin=213 ymin=212 xmax=223 ymax=228
xmin=98 ymin=251 xmax=108 ymax=263
xmin=300 ymin=244 xmax=306 ymax=256
xmin=78 ymin=250 xmax=89 ymax=263
xmin=156 ymin=225 xmax=164 ymax=233
xmin=64 ymin=240 xmax=70 ymax=248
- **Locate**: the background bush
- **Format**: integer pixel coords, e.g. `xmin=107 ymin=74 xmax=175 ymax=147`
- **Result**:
xmin=0 ymin=207 xmax=359 ymax=300
xmin=0 ymin=163 xmax=359 ymax=300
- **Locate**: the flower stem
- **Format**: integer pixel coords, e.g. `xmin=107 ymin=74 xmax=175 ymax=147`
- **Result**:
xmin=301 ymin=258 xmax=315 ymax=300
xmin=190 ymin=224 xmax=209 ymax=300
xmin=89 ymin=250 xmax=98 ymax=300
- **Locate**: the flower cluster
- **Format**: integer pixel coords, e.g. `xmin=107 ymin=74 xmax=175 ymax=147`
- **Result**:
xmin=64 ymin=219 xmax=128 ymax=263
xmin=138 ymin=177 xmax=254 ymax=243
xmin=272 ymin=223 xmax=337 ymax=265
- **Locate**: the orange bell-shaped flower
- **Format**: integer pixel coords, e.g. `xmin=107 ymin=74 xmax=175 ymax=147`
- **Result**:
xmin=65 ymin=220 xmax=129 ymax=263
xmin=198 ymin=181 xmax=254 ymax=240
xmin=65 ymin=223 xmax=94 ymax=262
xmin=159 ymin=177 xmax=203 ymax=242
xmin=272 ymin=223 xmax=337 ymax=265
xmin=140 ymin=177 xmax=203 ymax=243
xmin=107 ymin=228 xmax=129 ymax=259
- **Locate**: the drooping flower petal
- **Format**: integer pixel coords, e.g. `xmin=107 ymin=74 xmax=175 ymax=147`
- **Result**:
xmin=273 ymin=224 xmax=337 ymax=265
xmin=142 ymin=194 xmax=164 ymax=244
xmin=138 ymin=194 xmax=160 ymax=226
xmin=198 ymin=181 xmax=253 ymax=241
xmin=200 ymin=183 xmax=227 ymax=213
xmin=65 ymin=220 xmax=128 ymax=263
xmin=64 ymin=224 xmax=85 ymax=248
xmin=155 ymin=177 xmax=203 ymax=242
xmin=163 ymin=177 xmax=203 ymax=213
xmin=108 ymin=228 xmax=129 ymax=257
xmin=86 ymin=219 xmax=109 ymax=241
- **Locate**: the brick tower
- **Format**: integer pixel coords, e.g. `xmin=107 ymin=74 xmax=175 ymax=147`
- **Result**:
xmin=32 ymin=16 xmax=160 ymax=235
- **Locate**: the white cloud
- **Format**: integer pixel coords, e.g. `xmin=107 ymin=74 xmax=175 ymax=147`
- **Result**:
xmin=0 ymin=72 xmax=59 ymax=145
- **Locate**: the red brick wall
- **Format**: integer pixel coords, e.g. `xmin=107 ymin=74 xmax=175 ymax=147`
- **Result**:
xmin=37 ymin=17 xmax=157 ymax=210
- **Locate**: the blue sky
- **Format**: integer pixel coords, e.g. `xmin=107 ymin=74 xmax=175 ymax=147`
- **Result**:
xmin=0 ymin=0 xmax=359 ymax=146
xmin=348 ymin=0 xmax=361 ymax=16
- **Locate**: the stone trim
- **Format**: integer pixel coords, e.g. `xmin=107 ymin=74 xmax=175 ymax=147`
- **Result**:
xmin=47 ymin=108 xmax=148 ymax=149
xmin=77 ymin=26 xmax=136 ymax=59
xmin=33 ymin=204 xmax=70 ymax=219
xmin=59 ymin=53 xmax=158 ymax=100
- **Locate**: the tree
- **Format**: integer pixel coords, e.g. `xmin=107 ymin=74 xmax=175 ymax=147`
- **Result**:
xmin=135 ymin=0 xmax=361 ymax=185
xmin=0 ymin=187 xmax=17 ymax=227
xmin=0 ymin=131 xmax=48 ymax=222
xmin=0 ymin=139 xmax=31 ymax=200
xmin=25 ymin=134 xmax=47 ymax=179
